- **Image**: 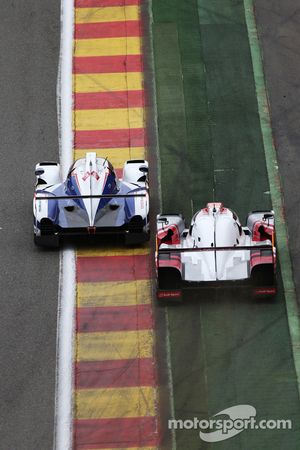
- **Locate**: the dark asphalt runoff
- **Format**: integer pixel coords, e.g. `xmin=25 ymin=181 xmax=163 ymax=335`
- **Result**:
xmin=0 ymin=2 xmax=60 ymax=449
xmin=152 ymin=1 xmax=300 ymax=449
xmin=255 ymin=0 xmax=300 ymax=302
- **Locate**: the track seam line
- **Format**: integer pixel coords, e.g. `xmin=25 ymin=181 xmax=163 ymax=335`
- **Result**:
xmin=244 ymin=0 xmax=300 ymax=399
xmin=165 ymin=309 xmax=177 ymax=450
xmin=147 ymin=0 xmax=176 ymax=448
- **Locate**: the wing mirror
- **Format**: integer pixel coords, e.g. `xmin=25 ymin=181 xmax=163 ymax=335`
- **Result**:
xmin=263 ymin=213 xmax=273 ymax=220
xmin=158 ymin=217 xmax=169 ymax=225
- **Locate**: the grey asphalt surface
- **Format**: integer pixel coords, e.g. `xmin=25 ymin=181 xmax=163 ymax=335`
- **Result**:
xmin=0 ymin=2 xmax=60 ymax=449
xmin=255 ymin=0 xmax=300 ymax=302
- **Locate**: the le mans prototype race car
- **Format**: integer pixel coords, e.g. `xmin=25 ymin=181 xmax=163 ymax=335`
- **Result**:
xmin=156 ymin=203 xmax=276 ymax=300
xmin=33 ymin=152 xmax=149 ymax=247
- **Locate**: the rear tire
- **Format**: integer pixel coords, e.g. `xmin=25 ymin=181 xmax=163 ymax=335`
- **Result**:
xmin=124 ymin=231 xmax=149 ymax=245
xmin=34 ymin=234 xmax=60 ymax=248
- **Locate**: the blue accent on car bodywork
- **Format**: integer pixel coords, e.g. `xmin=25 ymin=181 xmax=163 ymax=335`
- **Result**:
xmin=124 ymin=195 xmax=135 ymax=222
xmin=35 ymin=190 xmax=59 ymax=229
xmin=34 ymin=167 xmax=148 ymax=230
xmin=97 ymin=171 xmax=118 ymax=212
xmin=66 ymin=174 xmax=85 ymax=210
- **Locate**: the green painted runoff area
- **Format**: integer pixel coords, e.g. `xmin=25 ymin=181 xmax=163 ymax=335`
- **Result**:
xmin=152 ymin=0 xmax=300 ymax=449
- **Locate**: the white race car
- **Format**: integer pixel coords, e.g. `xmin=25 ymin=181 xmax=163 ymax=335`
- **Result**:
xmin=156 ymin=202 xmax=276 ymax=300
xmin=33 ymin=152 xmax=149 ymax=247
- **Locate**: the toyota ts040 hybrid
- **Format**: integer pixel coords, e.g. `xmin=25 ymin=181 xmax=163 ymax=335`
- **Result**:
xmin=156 ymin=203 xmax=276 ymax=300
xmin=33 ymin=152 xmax=149 ymax=247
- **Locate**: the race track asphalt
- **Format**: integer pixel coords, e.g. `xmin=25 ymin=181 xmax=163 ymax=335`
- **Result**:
xmin=0 ymin=2 xmax=60 ymax=449
xmin=152 ymin=1 xmax=300 ymax=449
xmin=255 ymin=0 xmax=300 ymax=303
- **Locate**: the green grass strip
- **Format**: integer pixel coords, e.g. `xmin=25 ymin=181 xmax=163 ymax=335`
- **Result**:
xmin=244 ymin=0 xmax=300 ymax=398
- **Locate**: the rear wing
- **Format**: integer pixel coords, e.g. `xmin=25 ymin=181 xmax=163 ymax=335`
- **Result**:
xmin=35 ymin=193 xmax=146 ymax=200
xmin=157 ymin=245 xmax=276 ymax=271
xmin=158 ymin=245 xmax=274 ymax=254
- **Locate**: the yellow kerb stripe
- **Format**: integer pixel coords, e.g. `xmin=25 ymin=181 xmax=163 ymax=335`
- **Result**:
xmin=74 ymin=147 xmax=146 ymax=167
xmin=75 ymin=37 xmax=141 ymax=57
xmin=76 ymin=386 xmax=156 ymax=420
xmin=74 ymin=107 xmax=144 ymax=131
xmin=77 ymin=280 xmax=152 ymax=308
xmin=77 ymin=329 xmax=154 ymax=361
xmin=75 ymin=6 xmax=139 ymax=24
xmin=74 ymin=72 xmax=143 ymax=93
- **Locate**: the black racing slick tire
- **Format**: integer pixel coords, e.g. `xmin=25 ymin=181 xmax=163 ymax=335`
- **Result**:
xmin=124 ymin=231 xmax=150 ymax=245
xmin=34 ymin=234 xmax=60 ymax=248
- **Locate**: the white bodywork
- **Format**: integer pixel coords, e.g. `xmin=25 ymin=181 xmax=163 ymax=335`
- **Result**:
xmin=122 ymin=160 xmax=148 ymax=186
xmin=159 ymin=203 xmax=272 ymax=283
xmin=33 ymin=152 xmax=149 ymax=244
xmin=35 ymin=162 xmax=61 ymax=186
xmin=182 ymin=205 xmax=250 ymax=281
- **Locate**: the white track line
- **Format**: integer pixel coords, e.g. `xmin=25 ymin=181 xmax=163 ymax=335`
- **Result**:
xmin=53 ymin=1 xmax=75 ymax=450
xmin=57 ymin=0 xmax=74 ymax=177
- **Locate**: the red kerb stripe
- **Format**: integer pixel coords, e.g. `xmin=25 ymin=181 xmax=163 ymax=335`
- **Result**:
xmin=74 ymin=416 xmax=158 ymax=449
xmin=74 ymin=128 xmax=146 ymax=149
xmin=75 ymin=21 xmax=141 ymax=39
xmin=77 ymin=255 xmax=151 ymax=282
xmin=73 ymin=55 xmax=143 ymax=74
xmin=75 ymin=358 xmax=155 ymax=389
xmin=74 ymin=90 xmax=144 ymax=109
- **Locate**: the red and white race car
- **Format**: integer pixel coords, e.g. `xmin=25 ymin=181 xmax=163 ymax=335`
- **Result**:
xmin=156 ymin=202 xmax=276 ymax=301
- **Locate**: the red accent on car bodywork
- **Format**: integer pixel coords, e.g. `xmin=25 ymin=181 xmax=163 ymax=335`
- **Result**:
xmin=206 ymin=202 xmax=223 ymax=210
xmin=157 ymin=290 xmax=182 ymax=299
xmin=157 ymin=224 xmax=181 ymax=246
xmin=220 ymin=207 xmax=228 ymax=214
xmin=252 ymin=221 xmax=274 ymax=242
xmin=87 ymin=226 xmax=97 ymax=235
xmin=250 ymin=245 xmax=276 ymax=271
xmin=157 ymin=254 xmax=181 ymax=272
xmin=250 ymin=252 xmax=274 ymax=265
xmin=254 ymin=287 xmax=276 ymax=296
xmin=82 ymin=170 xmax=100 ymax=181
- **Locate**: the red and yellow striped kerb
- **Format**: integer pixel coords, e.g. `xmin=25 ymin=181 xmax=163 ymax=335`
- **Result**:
xmin=72 ymin=0 xmax=159 ymax=449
